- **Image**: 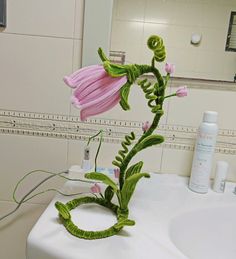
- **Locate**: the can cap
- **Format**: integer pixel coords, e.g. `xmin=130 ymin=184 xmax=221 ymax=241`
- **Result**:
xmin=213 ymin=161 xmax=229 ymax=193
xmin=203 ymin=111 xmax=218 ymax=123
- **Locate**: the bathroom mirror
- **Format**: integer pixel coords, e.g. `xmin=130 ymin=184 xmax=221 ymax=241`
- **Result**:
xmin=109 ymin=0 xmax=236 ymax=82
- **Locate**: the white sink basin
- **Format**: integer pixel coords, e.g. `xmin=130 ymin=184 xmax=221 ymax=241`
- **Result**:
xmin=169 ymin=206 xmax=236 ymax=259
xmin=27 ymin=169 xmax=236 ymax=259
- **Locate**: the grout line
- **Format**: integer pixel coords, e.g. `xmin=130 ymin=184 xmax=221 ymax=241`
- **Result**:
xmin=1 ymin=31 xmax=82 ymax=40
xmin=113 ymin=18 xmax=226 ymax=30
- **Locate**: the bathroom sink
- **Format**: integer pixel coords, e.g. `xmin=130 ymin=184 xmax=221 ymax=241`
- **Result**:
xmin=27 ymin=167 xmax=236 ymax=259
xmin=169 ymin=206 xmax=236 ymax=259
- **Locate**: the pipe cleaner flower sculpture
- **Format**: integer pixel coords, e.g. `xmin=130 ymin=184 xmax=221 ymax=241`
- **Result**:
xmin=55 ymin=35 xmax=187 ymax=239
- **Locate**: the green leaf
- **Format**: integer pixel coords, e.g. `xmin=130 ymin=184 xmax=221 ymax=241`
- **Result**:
xmin=119 ymin=82 xmax=132 ymax=111
xmin=136 ymin=135 xmax=164 ymax=152
xmin=103 ymin=61 xmax=127 ymax=77
xmin=125 ymin=161 xmax=143 ymax=179
xmin=97 ymin=48 xmax=109 ymax=62
xmin=121 ymin=173 xmax=150 ymax=209
xmin=104 ymin=186 xmax=114 ymax=202
xmin=85 ymin=172 xmax=118 ymax=192
xmin=55 ymin=201 xmax=71 ymax=220
xmin=114 ymin=219 xmax=135 ymax=230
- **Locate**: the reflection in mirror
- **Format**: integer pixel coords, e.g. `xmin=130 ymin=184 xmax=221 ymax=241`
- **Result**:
xmin=110 ymin=0 xmax=236 ymax=82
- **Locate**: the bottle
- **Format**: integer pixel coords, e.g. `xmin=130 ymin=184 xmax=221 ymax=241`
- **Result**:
xmin=81 ymin=146 xmax=91 ymax=171
xmin=189 ymin=111 xmax=218 ymax=193
xmin=213 ymin=161 xmax=229 ymax=193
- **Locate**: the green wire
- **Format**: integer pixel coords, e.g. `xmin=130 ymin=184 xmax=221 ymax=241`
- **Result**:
xmin=13 ymin=169 xmax=96 ymax=203
xmin=85 ymin=130 xmax=103 ymax=172
xmin=22 ymin=189 xmax=97 ymax=203
xmin=0 ymin=169 xmax=98 ymax=222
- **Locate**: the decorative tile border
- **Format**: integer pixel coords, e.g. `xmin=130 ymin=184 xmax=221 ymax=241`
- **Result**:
xmin=0 ymin=109 xmax=235 ymax=155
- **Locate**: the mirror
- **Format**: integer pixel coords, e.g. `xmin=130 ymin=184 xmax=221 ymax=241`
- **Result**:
xmin=110 ymin=0 xmax=236 ymax=82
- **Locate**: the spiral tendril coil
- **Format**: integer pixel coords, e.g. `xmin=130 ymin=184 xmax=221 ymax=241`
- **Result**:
xmin=147 ymin=35 xmax=166 ymax=62
xmin=112 ymin=132 xmax=136 ymax=168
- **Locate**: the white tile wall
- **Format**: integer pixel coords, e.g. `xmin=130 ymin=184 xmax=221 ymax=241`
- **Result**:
xmin=167 ymin=86 xmax=236 ymax=129
xmin=0 ymin=33 xmax=73 ymax=114
xmin=5 ymin=0 xmax=76 ymax=38
xmin=0 ymin=134 xmax=68 ymax=203
xmin=111 ymin=20 xmax=144 ymax=64
xmin=114 ymin=0 xmax=146 ymax=22
xmin=0 ymin=1 xmax=84 ymax=259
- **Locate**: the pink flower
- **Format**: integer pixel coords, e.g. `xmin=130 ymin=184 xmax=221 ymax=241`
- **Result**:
xmin=90 ymin=183 xmax=101 ymax=194
xmin=165 ymin=63 xmax=175 ymax=74
xmin=114 ymin=168 xmax=120 ymax=179
xmin=63 ymin=65 xmax=127 ymax=121
xmin=176 ymin=86 xmax=188 ymax=97
xmin=142 ymin=121 xmax=151 ymax=133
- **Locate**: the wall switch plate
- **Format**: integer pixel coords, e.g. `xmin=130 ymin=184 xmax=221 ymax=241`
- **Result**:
xmin=0 ymin=0 xmax=6 ymax=28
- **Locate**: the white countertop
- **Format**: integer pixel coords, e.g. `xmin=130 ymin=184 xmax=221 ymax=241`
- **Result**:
xmin=26 ymin=172 xmax=236 ymax=259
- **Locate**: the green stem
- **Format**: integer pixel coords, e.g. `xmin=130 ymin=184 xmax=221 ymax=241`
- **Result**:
xmin=164 ymin=93 xmax=176 ymax=99
xmin=86 ymin=130 xmax=103 ymax=172
xmin=119 ymin=111 xmax=163 ymax=188
xmin=95 ymin=131 xmax=103 ymax=172
xmin=87 ymin=130 xmax=103 ymax=146
xmin=118 ymin=65 xmax=169 ymax=189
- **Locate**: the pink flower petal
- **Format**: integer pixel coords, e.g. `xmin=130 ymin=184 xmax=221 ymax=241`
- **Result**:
xmin=75 ymin=76 xmax=126 ymax=106
xmin=80 ymin=92 xmax=121 ymax=121
xmin=64 ymin=65 xmax=104 ymax=88
xmin=64 ymin=64 xmax=128 ymax=120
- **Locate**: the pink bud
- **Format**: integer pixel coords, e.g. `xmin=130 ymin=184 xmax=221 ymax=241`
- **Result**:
xmin=114 ymin=168 xmax=120 ymax=179
xmin=165 ymin=63 xmax=175 ymax=74
xmin=90 ymin=183 xmax=101 ymax=193
xmin=176 ymin=86 xmax=188 ymax=97
xmin=142 ymin=121 xmax=151 ymax=133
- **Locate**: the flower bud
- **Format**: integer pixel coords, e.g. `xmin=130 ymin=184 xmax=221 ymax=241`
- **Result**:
xmin=114 ymin=168 xmax=120 ymax=179
xmin=165 ymin=63 xmax=175 ymax=74
xmin=142 ymin=121 xmax=151 ymax=133
xmin=176 ymin=86 xmax=188 ymax=97
xmin=90 ymin=183 xmax=101 ymax=193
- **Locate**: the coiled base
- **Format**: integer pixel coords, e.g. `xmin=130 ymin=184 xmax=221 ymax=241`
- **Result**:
xmin=55 ymin=197 xmax=130 ymax=240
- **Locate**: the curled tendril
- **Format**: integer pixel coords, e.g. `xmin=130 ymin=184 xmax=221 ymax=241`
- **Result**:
xmin=147 ymin=35 xmax=166 ymax=62
xmin=112 ymin=132 xmax=136 ymax=168
xmin=138 ymin=78 xmax=157 ymax=108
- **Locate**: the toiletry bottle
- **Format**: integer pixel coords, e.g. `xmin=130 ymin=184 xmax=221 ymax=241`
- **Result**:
xmin=189 ymin=111 xmax=218 ymax=193
xmin=82 ymin=146 xmax=91 ymax=171
xmin=213 ymin=161 xmax=228 ymax=193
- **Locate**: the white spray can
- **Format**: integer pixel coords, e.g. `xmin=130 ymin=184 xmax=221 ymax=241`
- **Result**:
xmin=189 ymin=111 xmax=218 ymax=193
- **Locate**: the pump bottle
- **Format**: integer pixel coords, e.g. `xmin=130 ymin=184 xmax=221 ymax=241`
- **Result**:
xmin=189 ymin=111 xmax=218 ymax=193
